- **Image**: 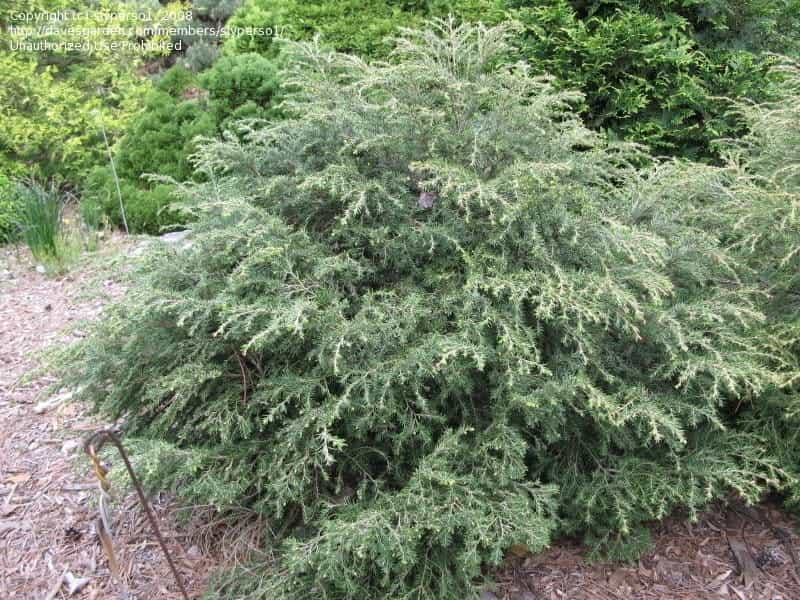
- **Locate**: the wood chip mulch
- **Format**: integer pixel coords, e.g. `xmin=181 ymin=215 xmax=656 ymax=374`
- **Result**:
xmin=0 ymin=242 xmax=224 ymax=600
xmin=495 ymin=499 xmax=800 ymax=599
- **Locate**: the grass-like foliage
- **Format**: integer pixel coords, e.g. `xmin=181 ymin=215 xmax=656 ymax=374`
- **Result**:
xmin=17 ymin=180 xmax=63 ymax=259
xmin=59 ymin=20 xmax=788 ymax=599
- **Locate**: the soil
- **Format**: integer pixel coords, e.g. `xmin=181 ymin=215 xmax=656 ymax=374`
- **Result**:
xmin=2 ymin=238 xmax=800 ymax=600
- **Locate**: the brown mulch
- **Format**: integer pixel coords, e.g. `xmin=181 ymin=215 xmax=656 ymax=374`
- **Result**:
xmin=3 ymin=239 xmax=800 ymax=600
xmin=497 ymin=501 xmax=800 ymax=600
xmin=0 ymin=240 xmax=224 ymax=600
xmin=494 ymin=500 xmax=800 ymax=599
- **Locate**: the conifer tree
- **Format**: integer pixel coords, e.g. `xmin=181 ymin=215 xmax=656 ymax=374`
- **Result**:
xmin=59 ymin=20 xmax=785 ymax=599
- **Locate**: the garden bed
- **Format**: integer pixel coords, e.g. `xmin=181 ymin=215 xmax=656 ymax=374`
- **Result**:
xmin=2 ymin=240 xmax=799 ymax=599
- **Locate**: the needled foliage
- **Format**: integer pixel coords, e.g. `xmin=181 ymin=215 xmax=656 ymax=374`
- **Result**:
xmin=199 ymin=53 xmax=282 ymax=128
xmin=697 ymin=63 xmax=800 ymax=508
xmin=84 ymin=55 xmax=282 ymax=234
xmin=79 ymin=77 xmax=215 ymax=234
xmin=90 ymin=0 xmax=800 ymax=233
xmin=91 ymin=0 xmax=503 ymax=232
xmin=225 ymin=0 xmax=421 ymax=58
xmin=224 ymin=0 xmax=800 ymax=160
xmin=117 ymin=84 xmax=216 ymax=185
xmin=0 ymin=0 xmax=186 ymax=183
xmin=81 ymin=170 xmax=183 ymax=234
xmin=224 ymin=0 xmax=504 ymax=58
xmin=59 ymin=21 xmax=786 ymax=599
xmin=175 ymin=0 xmax=245 ymax=72
xmin=579 ymin=59 xmax=800 ymax=514
xmin=507 ymin=0 xmax=800 ymax=159
xmin=0 ymin=173 xmax=23 ymax=243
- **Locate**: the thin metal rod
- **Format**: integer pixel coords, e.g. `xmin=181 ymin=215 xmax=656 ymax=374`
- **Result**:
xmin=99 ymin=121 xmax=129 ymax=234
xmin=84 ymin=429 xmax=190 ymax=600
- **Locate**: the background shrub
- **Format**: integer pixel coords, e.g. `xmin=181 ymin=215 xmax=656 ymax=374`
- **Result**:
xmin=193 ymin=0 xmax=244 ymax=22
xmin=87 ymin=53 xmax=282 ymax=233
xmin=152 ymin=65 xmax=199 ymax=98
xmin=200 ymin=53 xmax=283 ymax=126
xmin=224 ymin=0 xmax=504 ymax=58
xmin=225 ymin=0 xmax=424 ymax=57
xmin=174 ymin=0 xmax=244 ymax=67
xmin=222 ymin=0 xmax=800 ymax=161
xmin=82 ymin=168 xmax=183 ymax=235
xmin=182 ymin=40 xmax=221 ymax=73
xmin=115 ymin=86 xmax=217 ymax=185
xmin=506 ymin=0 xmax=800 ymax=159
xmin=82 ymin=67 xmax=214 ymax=233
xmin=59 ymin=22 xmax=788 ymax=599
xmin=0 ymin=174 xmax=23 ymax=244
xmin=0 ymin=0 xmax=187 ymax=183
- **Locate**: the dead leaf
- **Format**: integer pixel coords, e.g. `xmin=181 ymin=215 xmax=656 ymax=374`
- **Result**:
xmin=96 ymin=516 xmax=118 ymax=575
xmin=418 ymin=191 xmax=437 ymax=209
xmin=61 ymin=439 xmax=80 ymax=455
xmin=712 ymin=569 xmax=732 ymax=585
xmin=65 ymin=571 xmax=90 ymax=595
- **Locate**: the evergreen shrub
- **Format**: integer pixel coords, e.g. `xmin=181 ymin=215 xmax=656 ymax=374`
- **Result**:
xmin=507 ymin=0 xmax=800 ymax=159
xmin=0 ymin=0 xmax=179 ymax=183
xmin=115 ymin=86 xmax=217 ymax=185
xmin=59 ymin=21 xmax=786 ymax=599
xmin=79 ymin=85 xmax=214 ymax=234
xmin=81 ymin=168 xmax=183 ymax=235
xmin=86 ymin=55 xmax=283 ymax=233
xmin=224 ymin=0 xmax=504 ymax=58
xmin=182 ymin=40 xmax=221 ymax=73
xmin=199 ymin=53 xmax=283 ymax=127
xmin=173 ymin=0 xmax=242 ymax=71
xmin=685 ymin=62 xmax=800 ymax=508
xmin=224 ymin=0 xmax=800 ymax=160
xmin=225 ymin=0 xmax=422 ymax=58
xmin=193 ymin=0 xmax=243 ymax=23
xmin=0 ymin=174 xmax=23 ymax=244
xmin=154 ymin=65 xmax=199 ymax=97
